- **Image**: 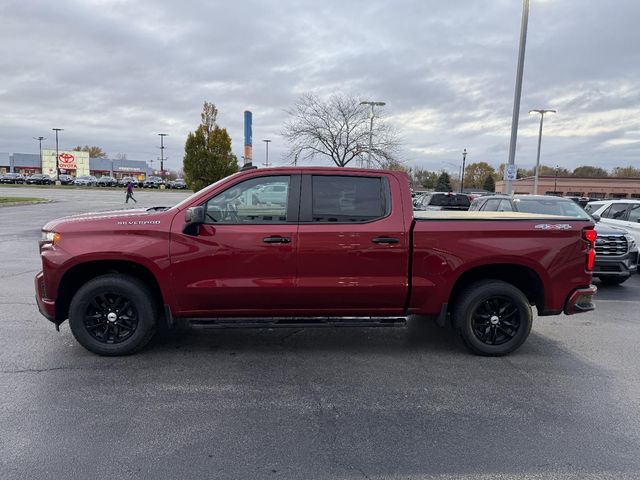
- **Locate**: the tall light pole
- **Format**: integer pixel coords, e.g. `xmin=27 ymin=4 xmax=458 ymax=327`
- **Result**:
xmin=359 ymin=101 xmax=386 ymax=168
xmin=529 ymin=109 xmax=556 ymax=195
xmin=262 ymin=139 xmax=272 ymax=167
xmin=505 ymin=0 xmax=530 ymax=195
xmin=52 ymin=128 xmax=63 ymax=181
xmin=158 ymin=133 xmax=168 ymax=179
xmin=460 ymin=149 xmax=468 ymax=193
xmin=33 ymin=136 xmax=46 ymax=171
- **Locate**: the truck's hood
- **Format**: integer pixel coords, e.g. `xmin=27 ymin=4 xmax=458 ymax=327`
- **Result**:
xmin=42 ymin=208 xmax=167 ymax=231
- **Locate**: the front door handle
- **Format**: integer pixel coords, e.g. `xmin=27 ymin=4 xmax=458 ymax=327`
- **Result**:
xmin=263 ymin=236 xmax=291 ymax=244
xmin=372 ymin=236 xmax=400 ymax=244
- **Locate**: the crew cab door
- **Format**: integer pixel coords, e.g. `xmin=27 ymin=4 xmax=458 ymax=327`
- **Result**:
xmin=294 ymin=173 xmax=409 ymax=314
xmin=169 ymin=174 xmax=300 ymax=316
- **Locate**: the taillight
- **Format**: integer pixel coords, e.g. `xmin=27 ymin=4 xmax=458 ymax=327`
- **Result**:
xmin=583 ymin=228 xmax=597 ymax=271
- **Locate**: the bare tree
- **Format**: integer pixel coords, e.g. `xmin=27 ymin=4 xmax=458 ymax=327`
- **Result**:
xmin=282 ymin=93 xmax=400 ymax=167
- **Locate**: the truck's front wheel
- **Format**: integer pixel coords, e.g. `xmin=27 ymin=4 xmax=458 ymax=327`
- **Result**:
xmin=453 ymin=280 xmax=532 ymax=356
xmin=68 ymin=274 xmax=157 ymax=356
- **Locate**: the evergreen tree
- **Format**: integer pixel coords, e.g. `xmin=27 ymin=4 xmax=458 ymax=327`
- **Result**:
xmin=435 ymin=171 xmax=452 ymax=192
xmin=483 ymin=175 xmax=496 ymax=192
xmin=183 ymin=102 xmax=238 ymax=191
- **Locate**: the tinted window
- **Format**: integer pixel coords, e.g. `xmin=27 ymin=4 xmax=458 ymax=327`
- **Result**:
xmin=311 ymin=176 xmax=387 ymax=222
xmin=627 ymin=204 xmax=640 ymax=223
xmin=482 ymin=199 xmax=502 ymax=211
xmin=204 ymin=175 xmax=290 ymax=224
xmin=428 ymin=194 xmax=470 ymax=207
xmin=498 ymin=200 xmax=514 ymax=212
xmin=468 ymin=199 xmax=484 ymax=211
xmin=602 ymin=204 xmax=629 ymax=220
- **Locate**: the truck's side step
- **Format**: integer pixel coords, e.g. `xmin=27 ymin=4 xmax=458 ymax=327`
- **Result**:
xmin=185 ymin=316 xmax=407 ymax=329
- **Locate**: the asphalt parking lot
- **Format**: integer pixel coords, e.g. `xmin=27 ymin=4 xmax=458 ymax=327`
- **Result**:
xmin=1 ymin=185 xmax=639 ymax=479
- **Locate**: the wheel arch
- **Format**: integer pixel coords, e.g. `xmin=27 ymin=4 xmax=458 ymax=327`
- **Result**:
xmin=55 ymin=260 xmax=165 ymax=325
xmin=448 ymin=263 xmax=545 ymax=315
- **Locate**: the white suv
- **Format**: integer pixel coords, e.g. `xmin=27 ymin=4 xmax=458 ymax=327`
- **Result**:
xmin=585 ymin=200 xmax=640 ymax=244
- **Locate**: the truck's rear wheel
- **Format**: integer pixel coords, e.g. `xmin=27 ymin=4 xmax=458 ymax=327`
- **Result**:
xmin=68 ymin=274 xmax=157 ymax=356
xmin=453 ymin=280 xmax=532 ymax=356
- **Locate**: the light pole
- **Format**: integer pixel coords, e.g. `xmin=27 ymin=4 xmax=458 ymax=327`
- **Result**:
xmin=262 ymin=139 xmax=272 ymax=167
xmin=460 ymin=149 xmax=468 ymax=193
xmin=505 ymin=0 xmax=530 ymax=195
xmin=359 ymin=101 xmax=386 ymax=168
xmin=33 ymin=136 xmax=46 ymax=171
xmin=158 ymin=133 xmax=168 ymax=179
xmin=529 ymin=109 xmax=556 ymax=195
xmin=52 ymin=128 xmax=63 ymax=182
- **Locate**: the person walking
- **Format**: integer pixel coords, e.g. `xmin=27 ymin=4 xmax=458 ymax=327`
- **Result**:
xmin=125 ymin=180 xmax=137 ymax=204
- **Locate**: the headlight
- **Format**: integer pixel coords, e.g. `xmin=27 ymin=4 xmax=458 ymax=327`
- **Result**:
xmin=625 ymin=234 xmax=637 ymax=249
xmin=40 ymin=231 xmax=61 ymax=247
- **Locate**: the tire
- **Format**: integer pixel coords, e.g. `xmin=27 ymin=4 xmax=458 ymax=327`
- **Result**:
xmin=68 ymin=274 xmax=158 ymax=356
xmin=597 ymin=276 xmax=628 ymax=286
xmin=453 ymin=280 xmax=533 ymax=356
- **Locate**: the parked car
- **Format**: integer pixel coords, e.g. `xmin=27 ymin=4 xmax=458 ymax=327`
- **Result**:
xmin=36 ymin=167 xmax=596 ymax=356
xmin=118 ymin=176 xmax=138 ymax=187
xmin=143 ymin=176 xmax=165 ymax=188
xmin=584 ymin=200 xmax=640 ymax=245
xmin=414 ymin=192 xmax=471 ymax=211
xmin=74 ymin=175 xmax=97 ymax=186
xmin=58 ymin=174 xmax=75 ymax=185
xmin=471 ymin=194 xmax=638 ymax=285
xmin=168 ymin=178 xmax=188 ymax=189
xmin=0 ymin=172 xmax=26 ymax=184
xmin=96 ymin=176 xmax=118 ymax=187
xmin=255 ymin=182 xmax=288 ymax=204
xmin=26 ymin=174 xmax=53 ymax=185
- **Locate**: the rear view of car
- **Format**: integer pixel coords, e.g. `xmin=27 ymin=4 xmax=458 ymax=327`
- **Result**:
xmin=415 ymin=192 xmax=471 ymax=211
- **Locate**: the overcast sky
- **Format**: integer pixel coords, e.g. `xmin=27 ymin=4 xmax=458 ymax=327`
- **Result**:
xmin=2 ymin=0 xmax=639 ymax=175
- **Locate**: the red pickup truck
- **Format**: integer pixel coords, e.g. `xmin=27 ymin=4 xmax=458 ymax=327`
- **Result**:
xmin=35 ymin=167 xmax=597 ymax=356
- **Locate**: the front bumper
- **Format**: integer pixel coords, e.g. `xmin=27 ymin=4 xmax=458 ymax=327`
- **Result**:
xmin=35 ymin=272 xmax=56 ymax=324
xmin=593 ymin=251 xmax=638 ymax=278
xmin=564 ymin=285 xmax=597 ymax=315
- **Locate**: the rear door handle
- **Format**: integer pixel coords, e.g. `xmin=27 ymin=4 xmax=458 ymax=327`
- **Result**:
xmin=372 ymin=236 xmax=400 ymax=244
xmin=263 ymin=236 xmax=291 ymax=244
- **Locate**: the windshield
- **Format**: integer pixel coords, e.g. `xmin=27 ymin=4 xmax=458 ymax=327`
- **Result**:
xmin=171 ymin=173 xmax=240 ymax=210
xmin=514 ymin=198 xmax=592 ymax=219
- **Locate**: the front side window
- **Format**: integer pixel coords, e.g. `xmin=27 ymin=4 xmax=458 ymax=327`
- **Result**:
xmin=602 ymin=203 xmax=629 ymax=220
xmin=498 ymin=200 xmax=514 ymax=212
xmin=311 ymin=175 xmax=388 ymax=222
xmin=204 ymin=175 xmax=290 ymax=224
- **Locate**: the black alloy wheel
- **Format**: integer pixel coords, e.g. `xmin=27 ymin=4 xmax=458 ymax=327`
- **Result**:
xmin=83 ymin=293 xmax=139 ymax=344
xmin=69 ymin=274 xmax=157 ymax=355
xmin=453 ymin=280 xmax=532 ymax=356
xmin=470 ymin=296 xmax=521 ymax=346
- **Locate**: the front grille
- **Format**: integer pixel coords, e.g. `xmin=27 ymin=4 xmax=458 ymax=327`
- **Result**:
xmin=599 ymin=264 xmax=622 ymax=272
xmin=595 ymin=235 xmax=628 ymax=256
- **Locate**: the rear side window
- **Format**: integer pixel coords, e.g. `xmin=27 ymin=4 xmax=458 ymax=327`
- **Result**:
xmin=311 ymin=175 xmax=389 ymax=222
xmin=429 ymin=194 xmax=470 ymax=207
xmin=482 ymin=199 xmax=502 ymax=211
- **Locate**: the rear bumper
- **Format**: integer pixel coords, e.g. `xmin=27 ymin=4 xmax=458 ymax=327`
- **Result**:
xmin=564 ymin=285 xmax=597 ymax=315
xmin=35 ymin=272 xmax=56 ymax=324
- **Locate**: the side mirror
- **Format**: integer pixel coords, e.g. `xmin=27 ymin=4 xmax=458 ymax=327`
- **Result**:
xmin=183 ymin=206 xmax=205 ymax=235
xmin=591 ymin=214 xmax=600 ymax=222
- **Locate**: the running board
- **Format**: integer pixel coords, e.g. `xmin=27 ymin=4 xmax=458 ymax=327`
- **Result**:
xmin=185 ymin=316 xmax=407 ymax=329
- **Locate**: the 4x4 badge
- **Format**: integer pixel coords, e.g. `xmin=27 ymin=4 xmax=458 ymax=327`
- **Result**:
xmin=534 ymin=224 xmax=573 ymax=230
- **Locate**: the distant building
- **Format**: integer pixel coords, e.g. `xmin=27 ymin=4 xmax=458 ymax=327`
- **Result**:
xmin=0 ymin=151 xmax=152 ymax=181
xmin=496 ymin=176 xmax=640 ymax=199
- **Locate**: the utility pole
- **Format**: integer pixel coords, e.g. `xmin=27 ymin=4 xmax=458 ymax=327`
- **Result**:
xmin=262 ymin=139 xmax=272 ymax=167
xmin=33 ymin=136 xmax=46 ymax=172
xmin=460 ymin=149 xmax=468 ymax=193
xmin=529 ymin=109 xmax=556 ymax=194
xmin=52 ymin=128 xmax=63 ymax=182
xmin=505 ymin=0 xmax=530 ymax=195
xmin=359 ymin=101 xmax=386 ymax=168
xmin=158 ymin=133 xmax=168 ymax=179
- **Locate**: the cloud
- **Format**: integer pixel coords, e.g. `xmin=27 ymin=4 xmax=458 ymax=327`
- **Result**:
xmin=1 ymin=0 xmax=639 ymax=174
